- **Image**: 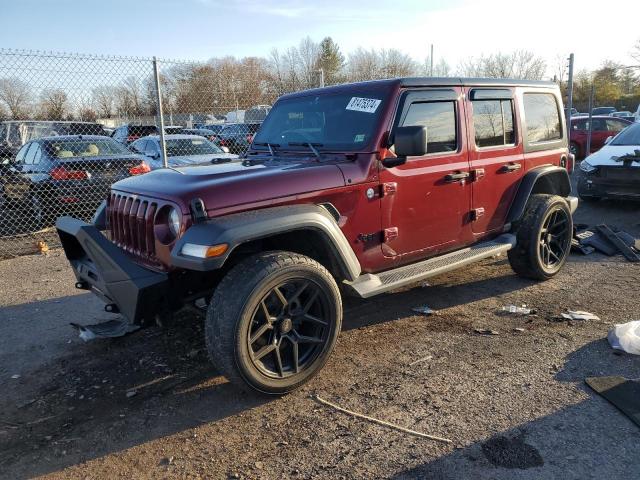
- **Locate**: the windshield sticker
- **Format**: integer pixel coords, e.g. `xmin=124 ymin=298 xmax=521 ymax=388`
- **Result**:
xmin=346 ymin=97 xmax=381 ymax=114
xmin=354 ymin=134 xmax=365 ymax=142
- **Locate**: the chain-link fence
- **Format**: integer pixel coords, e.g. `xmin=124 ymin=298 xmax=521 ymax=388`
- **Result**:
xmin=0 ymin=49 xmax=300 ymax=258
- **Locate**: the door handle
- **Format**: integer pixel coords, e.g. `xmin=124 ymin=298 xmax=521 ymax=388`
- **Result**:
xmin=444 ymin=171 xmax=470 ymax=182
xmin=500 ymin=163 xmax=522 ymax=173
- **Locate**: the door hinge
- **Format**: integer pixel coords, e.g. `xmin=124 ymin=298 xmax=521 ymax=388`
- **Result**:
xmin=383 ymin=227 xmax=399 ymax=242
xmin=471 ymin=208 xmax=485 ymax=221
xmin=381 ymin=182 xmax=397 ymax=196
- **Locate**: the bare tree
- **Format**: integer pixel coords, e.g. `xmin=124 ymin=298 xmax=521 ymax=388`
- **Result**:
xmin=632 ymin=39 xmax=640 ymax=63
xmin=0 ymin=77 xmax=32 ymax=119
xmin=458 ymin=50 xmax=547 ymax=80
xmin=92 ymin=85 xmax=116 ymax=118
xmin=38 ymin=89 xmax=69 ymax=120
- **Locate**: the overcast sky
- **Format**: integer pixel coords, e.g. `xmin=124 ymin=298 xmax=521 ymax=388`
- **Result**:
xmin=2 ymin=0 xmax=639 ymax=74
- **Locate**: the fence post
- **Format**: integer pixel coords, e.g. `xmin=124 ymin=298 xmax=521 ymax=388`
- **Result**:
xmin=152 ymin=56 xmax=168 ymax=169
xmin=566 ymin=53 xmax=574 ymax=143
xmin=586 ymin=82 xmax=595 ymax=157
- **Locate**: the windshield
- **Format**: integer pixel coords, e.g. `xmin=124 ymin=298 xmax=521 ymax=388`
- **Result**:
xmin=611 ymin=123 xmax=640 ymax=146
xmin=166 ymin=137 xmax=223 ymax=157
xmin=253 ymin=92 xmax=386 ymax=152
xmin=45 ymin=139 xmax=130 ymax=158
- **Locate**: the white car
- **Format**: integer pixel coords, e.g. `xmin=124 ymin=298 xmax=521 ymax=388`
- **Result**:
xmin=635 ymin=104 xmax=640 ymax=123
xmin=577 ymin=122 xmax=640 ymax=201
xmin=130 ymin=134 xmax=239 ymax=169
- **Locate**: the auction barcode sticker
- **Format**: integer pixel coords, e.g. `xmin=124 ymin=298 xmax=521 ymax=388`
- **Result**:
xmin=346 ymin=97 xmax=382 ymax=113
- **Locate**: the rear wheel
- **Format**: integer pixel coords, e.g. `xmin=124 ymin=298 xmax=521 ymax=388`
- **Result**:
xmin=206 ymin=251 xmax=342 ymax=394
xmin=508 ymin=194 xmax=573 ymax=280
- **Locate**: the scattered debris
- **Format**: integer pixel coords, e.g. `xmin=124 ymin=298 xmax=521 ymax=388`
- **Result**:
xmin=125 ymin=390 xmax=138 ymax=398
xmin=70 ymin=319 xmax=140 ymax=342
xmin=474 ymin=328 xmax=500 ymax=336
xmin=608 ymin=320 xmax=640 ymax=355
xmin=586 ymin=376 xmax=640 ymax=428
xmin=513 ymin=328 xmax=526 ymax=333
xmin=409 ymin=355 xmax=433 ymax=366
xmin=501 ymin=305 xmax=535 ymax=315
xmin=412 ymin=305 xmax=436 ymax=316
xmin=312 ymin=394 xmax=452 ymax=443
xmin=10 ymin=374 xmax=20 ymax=380
xmin=573 ymin=224 xmax=640 ymax=260
xmin=560 ymin=311 xmax=600 ymax=321
xmin=36 ymin=241 xmax=49 ymax=254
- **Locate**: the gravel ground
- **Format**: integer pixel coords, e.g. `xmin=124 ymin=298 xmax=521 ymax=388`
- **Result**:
xmin=0 ymin=195 xmax=639 ymax=480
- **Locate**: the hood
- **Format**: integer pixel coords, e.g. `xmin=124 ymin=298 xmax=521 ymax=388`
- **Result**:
xmin=112 ymin=158 xmax=346 ymax=213
xmin=149 ymin=153 xmax=239 ymax=169
xmin=585 ymin=145 xmax=640 ymax=167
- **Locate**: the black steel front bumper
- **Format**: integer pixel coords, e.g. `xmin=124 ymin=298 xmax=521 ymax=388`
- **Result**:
xmin=56 ymin=216 xmax=169 ymax=324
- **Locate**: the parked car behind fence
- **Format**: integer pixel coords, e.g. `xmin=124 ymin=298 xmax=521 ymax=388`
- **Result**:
xmin=569 ymin=115 xmax=632 ymax=158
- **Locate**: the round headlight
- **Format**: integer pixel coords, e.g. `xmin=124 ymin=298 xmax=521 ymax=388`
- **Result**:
xmin=168 ymin=207 xmax=181 ymax=237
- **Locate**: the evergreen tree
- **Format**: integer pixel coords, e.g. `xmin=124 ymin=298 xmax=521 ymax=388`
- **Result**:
xmin=315 ymin=37 xmax=345 ymax=85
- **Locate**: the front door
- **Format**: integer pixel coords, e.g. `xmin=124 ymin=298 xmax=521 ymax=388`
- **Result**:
xmin=379 ymin=87 xmax=471 ymax=261
xmin=467 ymin=89 xmax=524 ymax=235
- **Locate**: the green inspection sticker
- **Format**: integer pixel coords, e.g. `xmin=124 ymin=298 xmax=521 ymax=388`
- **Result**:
xmin=354 ymin=134 xmax=365 ymax=142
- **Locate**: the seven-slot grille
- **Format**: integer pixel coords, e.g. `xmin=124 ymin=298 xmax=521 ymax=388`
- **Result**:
xmin=107 ymin=192 xmax=158 ymax=258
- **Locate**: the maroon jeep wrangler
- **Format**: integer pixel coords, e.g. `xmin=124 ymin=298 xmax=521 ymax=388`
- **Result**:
xmin=57 ymin=77 xmax=577 ymax=394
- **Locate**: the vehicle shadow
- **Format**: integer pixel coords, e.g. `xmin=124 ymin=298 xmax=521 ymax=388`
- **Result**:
xmin=390 ymin=339 xmax=640 ymax=479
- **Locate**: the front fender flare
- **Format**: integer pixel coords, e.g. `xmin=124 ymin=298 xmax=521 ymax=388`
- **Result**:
xmin=170 ymin=204 xmax=361 ymax=281
xmin=506 ymin=166 xmax=572 ymax=224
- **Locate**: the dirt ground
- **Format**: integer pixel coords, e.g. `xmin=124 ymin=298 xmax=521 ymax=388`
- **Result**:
xmin=1 ymin=194 xmax=639 ymax=480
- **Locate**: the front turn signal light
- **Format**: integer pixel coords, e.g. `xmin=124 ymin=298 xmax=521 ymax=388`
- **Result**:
xmin=181 ymin=243 xmax=229 ymax=258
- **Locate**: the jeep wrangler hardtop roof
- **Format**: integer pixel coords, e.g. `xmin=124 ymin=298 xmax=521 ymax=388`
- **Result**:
xmin=280 ymin=77 xmax=557 ymax=100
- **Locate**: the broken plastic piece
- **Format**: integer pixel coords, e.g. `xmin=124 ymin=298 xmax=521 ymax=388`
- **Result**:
xmin=501 ymin=305 xmax=534 ymax=315
xmin=474 ymin=328 xmax=500 ymax=335
xmin=70 ymin=319 xmax=140 ymax=342
xmin=560 ymin=310 xmax=600 ymax=321
xmin=608 ymin=320 xmax=640 ymax=355
xmin=412 ymin=305 xmax=435 ymax=316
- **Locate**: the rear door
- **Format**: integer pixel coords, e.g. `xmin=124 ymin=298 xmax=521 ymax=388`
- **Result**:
xmin=379 ymin=87 xmax=472 ymax=260
xmin=467 ymin=88 xmax=524 ymax=235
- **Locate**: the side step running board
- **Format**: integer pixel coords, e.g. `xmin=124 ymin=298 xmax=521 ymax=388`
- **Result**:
xmin=346 ymin=234 xmax=516 ymax=298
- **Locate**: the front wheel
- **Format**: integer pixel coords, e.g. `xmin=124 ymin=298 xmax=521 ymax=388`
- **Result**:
xmin=205 ymin=251 xmax=342 ymax=394
xmin=508 ymin=194 xmax=573 ymax=280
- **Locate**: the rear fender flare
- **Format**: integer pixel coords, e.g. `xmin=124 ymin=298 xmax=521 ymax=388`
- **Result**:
xmin=506 ymin=166 xmax=572 ymax=223
xmin=170 ymin=204 xmax=361 ymax=281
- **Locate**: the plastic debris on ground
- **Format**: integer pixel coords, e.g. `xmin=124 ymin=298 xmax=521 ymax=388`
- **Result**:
xmin=500 ymin=305 xmax=535 ymax=315
xmin=412 ymin=305 xmax=435 ymax=316
xmin=560 ymin=310 xmax=600 ymax=321
xmin=572 ymin=224 xmax=640 ymax=260
xmin=474 ymin=328 xmax=500 ymax=336
xmin=70 ymin=319 xmax=140 ymax=342
xmin=608 ymin=320 xmax=640 ymax=355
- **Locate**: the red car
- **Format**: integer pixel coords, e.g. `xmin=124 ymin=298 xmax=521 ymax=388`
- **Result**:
xmin=570 ymin=115 xmax=632 ymax=158
xmin=56 ymin=78 xmax=576 ymax=394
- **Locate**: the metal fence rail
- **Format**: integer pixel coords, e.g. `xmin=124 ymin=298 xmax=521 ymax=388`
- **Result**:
xmin=0 ymin=49 xmax=293 ymax=258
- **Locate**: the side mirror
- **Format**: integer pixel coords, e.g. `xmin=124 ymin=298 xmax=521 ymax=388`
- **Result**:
xmin=382 ymin=126 xmax=427 ymax=168
xmin=220 ymin=146 xmax=230 ymax=153
xmin=604 ymin=136 xmax=613 ymax=145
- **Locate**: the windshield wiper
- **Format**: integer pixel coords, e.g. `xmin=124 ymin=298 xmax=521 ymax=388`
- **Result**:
xmin=253 ymin=142 xmax=280 ymax=156
xmin=288 ymin=142 xmax=323 ymax=160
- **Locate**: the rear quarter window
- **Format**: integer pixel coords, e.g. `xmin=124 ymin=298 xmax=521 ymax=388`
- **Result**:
xmin=523 ymin=93 xmax=561 ymax=143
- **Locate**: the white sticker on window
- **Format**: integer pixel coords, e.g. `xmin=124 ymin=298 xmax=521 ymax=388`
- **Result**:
xmin=346 ymin=97 xmax=381 ymax=113
xmin=354 ymin=134 xmax=365 ymax=142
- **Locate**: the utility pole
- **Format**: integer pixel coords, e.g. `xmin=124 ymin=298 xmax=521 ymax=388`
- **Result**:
xmin=317 ymin=68 xmax=324 ymax=88
xmin=430 ymin=44 xmax=434 ymax=76
xmin=586 ymin=83 xmax=595 ymax=156
xmin=566 ymin=53 xmax=574 ymax=143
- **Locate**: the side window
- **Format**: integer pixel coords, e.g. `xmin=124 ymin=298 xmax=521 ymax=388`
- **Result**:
xmin=401 ymin=101 xmax=457 ymax=154
xmin=14 ymin=143 xmax=30 ymax=163
xmin=132 ymin=139 xmax=146 ymax=153
xmin=591 ymin=119 xmax=607 ymax=131
xmin=31 ymin=144 xmax=43 ymax=164
xmin=606 ymin=119 xmax=628 ymax=133
xmin=573 ymin=119 xmax=587 ymax=131
xmin=523 ymin=93 xmax=561 ymax=143
xmin=472 ymin=99 xmax=515 ymax=148
xmin=144 ymin=141 xmax=157 ymax=155
xmin=23 ymin=143 xmax=38 ymax=165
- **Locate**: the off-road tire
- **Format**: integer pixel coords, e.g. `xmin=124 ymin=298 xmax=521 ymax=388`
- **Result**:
xmin=508 ymin=194 xmax=573 ymax=280
xmin=205 ymin=251 xmax=342 ymax=395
